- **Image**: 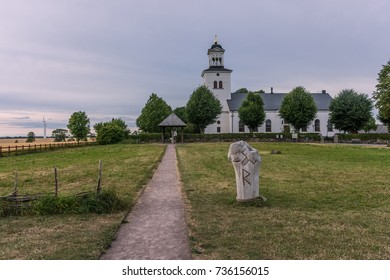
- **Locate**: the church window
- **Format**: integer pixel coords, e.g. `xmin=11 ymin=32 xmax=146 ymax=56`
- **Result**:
xmin=239 ymin=120 xmax=245 ymax=132
xmin=217 ymin=120 xmax=221 ymax=124
xmin=213 ymin=81 xmax=218 ymax=88
xmin=265 ymin=119 xmax=272 ymax=132
xmin=219 ymin=81 xmax=223 ymax=89
xmin=217 ymin=127 xmax=221 ymax=133
xmin=314 ymin=119 xmax=320 ymax=132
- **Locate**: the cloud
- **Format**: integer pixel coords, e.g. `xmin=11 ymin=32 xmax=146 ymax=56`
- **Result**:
xmin=1 ymin=0 xmax=389 ymax=136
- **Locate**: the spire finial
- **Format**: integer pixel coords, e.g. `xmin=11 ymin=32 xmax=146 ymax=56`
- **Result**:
xmin=214 ymin=34 xmax=218 ymax=44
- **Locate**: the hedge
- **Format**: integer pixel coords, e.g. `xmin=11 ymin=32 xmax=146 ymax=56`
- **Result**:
xmin=126 ymin=132 xmax=322 ymax=143
xmin=336 ymin=133 xmax=390 ymax=141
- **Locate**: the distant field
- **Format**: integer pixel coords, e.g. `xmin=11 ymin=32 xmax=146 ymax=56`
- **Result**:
xmin=177 ymin=142 xmax=390 ymax=259
xmin=0 ymin=143 xmax=166 ymax=259
xmin=0 ymin=138 xmax=94 ymax=148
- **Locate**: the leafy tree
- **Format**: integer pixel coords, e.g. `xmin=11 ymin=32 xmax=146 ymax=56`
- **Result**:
xmin=94 ymin=118 xmax=129 ymax=144
xmin=238 ymin=92 xmax=266 ymax=133
xmin=363 ymin=116 xmax=377 ymax=133
xmin=253 ymin=89 xmax=265 ymax=94
xmin=279 ymin=86 xmax=317 ymax=132
xmin=67 ymin=111 xmax=90 ymax=143
xmin=136 ymin=93 xmax=172 ymax=133
xmin=236 ymin=88 xmax=249 ymax=93
xmin=26 ymin=131 xmax=35 ymax=142
xmin=373 ymin=60 xmax=390 ymax=129
xmin=173 ymin=106 xmax=188 ymax=124
xmin=95 ymin=122 xmax=125 ymax=145
xmin=52 ymin=129 xmax=69 ymax=142
xmin=186 ymin=85 xmax=222 ymax=133
xmin=329 ymin=89 xmax=373 ymax=133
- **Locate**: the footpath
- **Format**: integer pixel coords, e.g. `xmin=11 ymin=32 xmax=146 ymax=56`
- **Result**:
xmin=100 ymin=144 xmax=191 ymax=260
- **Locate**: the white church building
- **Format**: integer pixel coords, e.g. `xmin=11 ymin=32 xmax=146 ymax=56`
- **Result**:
xmin=202 ymin=37 xmax=336 ymax=137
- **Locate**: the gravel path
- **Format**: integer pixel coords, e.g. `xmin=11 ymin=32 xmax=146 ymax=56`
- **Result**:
xmin=100 ymin=144 xmax=191 ymax=260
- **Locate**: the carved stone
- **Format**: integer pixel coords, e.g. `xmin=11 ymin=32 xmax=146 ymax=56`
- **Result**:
xmin=228 ymin=141 xmax=262 ymax=202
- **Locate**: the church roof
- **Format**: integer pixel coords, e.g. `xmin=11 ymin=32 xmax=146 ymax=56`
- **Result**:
xmin=158 ymin=113 xmax=186 ymax=127
xmin=227 ymin=92 xmax=333 ymax=111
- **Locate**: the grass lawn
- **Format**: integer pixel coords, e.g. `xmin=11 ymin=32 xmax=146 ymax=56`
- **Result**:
xmin=0 ymin=143 xmax=166 ymax=259
xmin=177 ymin=143 xmax=390 ymax=259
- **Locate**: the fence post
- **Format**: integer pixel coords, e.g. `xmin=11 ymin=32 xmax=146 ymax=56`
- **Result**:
xmin=0 ymin=146 xmax=2 ymax=157
xmin=54 ymin=166 xmax=58 ymax=196
xmin=97 ymin=160 xmax=102 ymax=194
xmin=8 ymin=146 xmax=10 ymax=156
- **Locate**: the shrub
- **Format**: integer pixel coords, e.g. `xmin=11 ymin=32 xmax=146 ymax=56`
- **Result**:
xmin=33 ymin=190 xmax=125 ymax=215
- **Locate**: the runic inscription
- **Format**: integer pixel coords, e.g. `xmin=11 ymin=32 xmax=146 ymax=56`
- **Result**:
xmin=241 ymin=148 xmax=257 ymax=166
xmin=228 ymin=140 xmax=262 ymax=202
xmin=242 ymin=169 xmax=251 ymax=186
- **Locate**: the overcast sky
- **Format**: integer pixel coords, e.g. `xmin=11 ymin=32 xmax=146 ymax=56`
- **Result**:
xmin=1 ymin=0 xmax=389 ymax=136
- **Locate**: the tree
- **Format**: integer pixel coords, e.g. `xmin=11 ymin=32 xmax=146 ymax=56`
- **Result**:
xmin=67 ymin=111 xmax=90 ymax=143
xmin=238 ymin=92 xmax=266 ymax=133
xmin=363 ymin=116 xmax=377 ymax=133
xmin=136 ymin=93 xmax=172 ymax=133
xmin=173 ymin=106 xmax=188 ymax=124
xmin=94 ymin=118 xmax=129 ymax=144
xmin=373 ymin=60 xmax=390 ymax=129
xmin=95 ymin=122 xmax=125 ymax=145
xmin=186 ymin=85 xmax=222 ymax=133
xmin=26 ymin=131 xmax=35 ymax=142
xmin=236 ymin=88 xmax=249 ymax=93
xmin=52 ymin=129 xmax=69 ymax=142
xmin=329 ymin=89 xmax=373 ymax=133
xmin=279 ymin=86 xmax=317 ymax=132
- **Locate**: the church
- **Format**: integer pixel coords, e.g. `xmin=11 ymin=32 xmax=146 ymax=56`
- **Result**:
xmin=202 ymin=37 xmax=336 ymax=137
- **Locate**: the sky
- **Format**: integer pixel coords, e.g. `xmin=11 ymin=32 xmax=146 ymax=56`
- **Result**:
xmin=0 ymin=0 xmax=389 ymax=137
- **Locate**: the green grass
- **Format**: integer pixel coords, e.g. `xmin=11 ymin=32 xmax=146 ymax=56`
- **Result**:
xmin=0 ymin=143 xmax=166 ymax=259
xmin=177 ymin=143 xmax=390 ymax=259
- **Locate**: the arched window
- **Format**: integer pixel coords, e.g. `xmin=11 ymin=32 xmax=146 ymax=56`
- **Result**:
xmin=213 ymin=81 xmax=218 ymax=88
xmin=265 ymin=119 xmax=272 ymax=132
xmin=219 ymin=81 xmax=223 ymax=89
xmin=239 ymin=120 xmax=245 ymax=132
xmin=314 ymin=119 xmax=320 ymax=132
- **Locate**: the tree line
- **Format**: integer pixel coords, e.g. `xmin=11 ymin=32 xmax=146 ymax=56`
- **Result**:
xmin=136 ymin=59 xmax=390 ymax=135
xmin=26 ymin=60 xmax=390 ymax=143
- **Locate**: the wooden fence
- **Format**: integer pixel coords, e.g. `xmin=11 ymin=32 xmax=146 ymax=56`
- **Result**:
xmin=0 ymin=141 xmax=95 ymax=157
xmin=0 ymin=160 xmax=103 ymax=214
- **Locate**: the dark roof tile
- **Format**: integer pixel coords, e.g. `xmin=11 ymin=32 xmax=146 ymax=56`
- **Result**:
xmin=227 ymin=92 xmax=333 ymax=111
xmin=158 ymin=113 xmax=186 ymax=127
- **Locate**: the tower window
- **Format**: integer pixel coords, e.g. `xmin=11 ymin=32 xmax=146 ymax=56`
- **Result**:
xmin=219 ymin=81 xmax=223 ymax=89
xmin=213 ymin=81 xmax=218 ymax=89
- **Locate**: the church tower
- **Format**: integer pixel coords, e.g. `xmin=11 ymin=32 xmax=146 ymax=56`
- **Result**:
xmin=201 ymin=36 xmax=232 ymax=133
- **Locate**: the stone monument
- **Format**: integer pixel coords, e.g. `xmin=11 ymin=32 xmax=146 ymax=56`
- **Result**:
xmin=228 ymin=141 xmax=264 ymax=202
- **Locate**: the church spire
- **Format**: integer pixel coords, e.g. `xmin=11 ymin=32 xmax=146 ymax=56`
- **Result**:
xmin=214 ymin=34 xmax=218 ymax=44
